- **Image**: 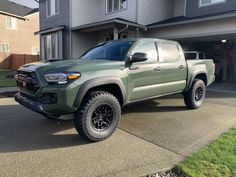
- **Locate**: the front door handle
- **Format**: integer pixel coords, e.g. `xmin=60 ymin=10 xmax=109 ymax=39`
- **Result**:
xmin=154 ymin=67 xmax=161 ymax=72
xmin=179 ymin=65 xmax=184 ymax=69
xmin=129 ymin=66 xmax=139 ymax=70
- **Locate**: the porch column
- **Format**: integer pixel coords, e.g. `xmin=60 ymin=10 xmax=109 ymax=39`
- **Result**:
xmin=113 ymin=25 xmax=118 ymax=40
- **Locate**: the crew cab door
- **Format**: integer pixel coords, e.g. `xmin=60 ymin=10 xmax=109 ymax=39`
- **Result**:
xmin=127 ymin=41 xmax=162 ymax=101
xmin=156 ymin=41 xmax=187 ymax=94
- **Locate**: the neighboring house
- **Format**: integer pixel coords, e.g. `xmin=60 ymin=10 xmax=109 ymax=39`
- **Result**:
xmin=38 ymin=0 xmax=236 ymax=82
xmin=0 ymin=0 xmax=40 ymax=69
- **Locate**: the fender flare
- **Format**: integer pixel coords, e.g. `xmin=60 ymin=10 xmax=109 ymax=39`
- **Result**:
xmin=186 ymin=71 xmax=208 ymax=91
xmin=73 ymin=77 xmax=127 ymax=108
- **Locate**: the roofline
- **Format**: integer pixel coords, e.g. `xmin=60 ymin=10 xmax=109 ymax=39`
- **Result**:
xmin=71 ymin=18 xmax=147 ymax=31
xmin=0 ymin=10 xmax=26 ymax=20
xmin=25 ymin=10 xmax=39 ymax=17
xmin=34 ymin=25 xmax=65 ymax=35
xmin=148 ymin=12 xmax=236 ymax=29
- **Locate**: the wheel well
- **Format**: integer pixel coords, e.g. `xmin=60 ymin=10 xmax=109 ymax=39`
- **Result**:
xmin=194 ymin=73 xmax=207 ymax=85
xmin=86 ymin=84 xmax=124 ymax=106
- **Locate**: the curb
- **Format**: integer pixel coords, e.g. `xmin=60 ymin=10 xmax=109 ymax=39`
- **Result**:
xmin=0 ymin=87 xmax=18 ymax=95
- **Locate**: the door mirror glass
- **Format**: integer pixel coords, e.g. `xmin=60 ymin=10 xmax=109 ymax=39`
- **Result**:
xmin=131 ymin=53 xmax=148 ymax=63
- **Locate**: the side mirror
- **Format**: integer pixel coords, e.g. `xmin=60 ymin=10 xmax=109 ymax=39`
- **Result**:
xmin=130 ymin=53 xmax=148 ymax=63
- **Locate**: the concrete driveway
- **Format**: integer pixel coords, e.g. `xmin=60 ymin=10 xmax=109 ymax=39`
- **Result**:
xmin=0 ymin=90 xmax=236 ymax=177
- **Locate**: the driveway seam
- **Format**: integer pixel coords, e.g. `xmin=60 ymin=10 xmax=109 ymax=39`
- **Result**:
xmin=118 ymin=128 xmax=184 ymax=157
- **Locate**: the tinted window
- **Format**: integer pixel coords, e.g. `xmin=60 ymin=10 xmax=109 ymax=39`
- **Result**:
xmin=185 ymin=53 xmax=197 ymax=60
xmin=81 ymin=40 xmax=134 ymax=61
xmin=159 ymin=43 xmax=180 ymax=62
xmin=131 ymin=42 xmax=158 ymax=62
xmin=199 ymin=53 xmax=205 ymax=59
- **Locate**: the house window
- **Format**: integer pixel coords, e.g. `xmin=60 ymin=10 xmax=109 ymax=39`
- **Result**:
xmin=47 ymin=0 xmax=60 ymax=17
xmin=42 ymin=33 xmax=58 ymax=60
xmin=0 ymin=43 xmax=10 ymax=53
xmin=32 ymin=46 xmax=40 ymax=55
xmin=106 ymin=0 xmax=127 ymax=13
xmin=6 ymin=16 xmax=17 ymax=30
xmin=199 ymin=0 xmax=226 ymax=7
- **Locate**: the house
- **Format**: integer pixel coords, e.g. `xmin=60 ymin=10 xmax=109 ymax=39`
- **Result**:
xmin=38 ymin=0 xmax=236 ymax=82
xmin=0 ymin=0 xmax=40 ymax=69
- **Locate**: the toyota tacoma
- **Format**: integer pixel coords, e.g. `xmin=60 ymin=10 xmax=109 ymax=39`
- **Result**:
xmin=15 ymin=38 xmax=215 ymax=142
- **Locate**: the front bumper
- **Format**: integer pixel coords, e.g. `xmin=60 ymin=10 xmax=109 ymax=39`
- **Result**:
xmin=15 ymin=92 xmax=75 ymax=118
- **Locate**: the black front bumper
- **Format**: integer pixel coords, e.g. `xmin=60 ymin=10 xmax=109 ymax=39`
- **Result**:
xmin=14 ymin=92 xmax=59 ymax=119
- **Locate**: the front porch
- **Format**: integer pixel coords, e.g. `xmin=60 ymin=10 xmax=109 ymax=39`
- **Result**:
xmin=71 ymin=18 xmax=146 ymax=58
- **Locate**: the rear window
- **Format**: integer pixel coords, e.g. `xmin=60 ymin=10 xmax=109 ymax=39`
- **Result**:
xmin=185 ymin=53 xmax=197 ymax=60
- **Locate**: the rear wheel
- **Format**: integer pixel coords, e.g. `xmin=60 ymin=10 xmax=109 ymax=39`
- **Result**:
xmin=74 ymin=91 xmax=121 ymax=142
xmin=184 ymin=79 xmax=206 ymax=109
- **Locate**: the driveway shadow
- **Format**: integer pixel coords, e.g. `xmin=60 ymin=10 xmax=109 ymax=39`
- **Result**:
xmin=0 ymin=105 xmax=88 ymax=153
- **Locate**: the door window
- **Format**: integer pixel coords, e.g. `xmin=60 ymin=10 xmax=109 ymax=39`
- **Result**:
xmin=131 ymin=42 xmax=158 ymax=63
xmin=159 ymin=43 xmax=180 ymax=63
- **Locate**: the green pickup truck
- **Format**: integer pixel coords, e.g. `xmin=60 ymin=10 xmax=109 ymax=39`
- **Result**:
xmin=15 ymin=38 xmax=215 ymax=142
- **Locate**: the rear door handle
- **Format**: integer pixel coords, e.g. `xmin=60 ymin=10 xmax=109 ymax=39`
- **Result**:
xmin=179 ymin=65 xmax=184 ymax=69
xmin=154 ymin=67 xmax=161 ymax=72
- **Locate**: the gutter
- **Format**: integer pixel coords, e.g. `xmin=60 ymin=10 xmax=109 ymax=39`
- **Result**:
xmin=0 ymin=11 xmax=26 ymax=20
xmin=148 ymin=12 xmax=236 ymax=29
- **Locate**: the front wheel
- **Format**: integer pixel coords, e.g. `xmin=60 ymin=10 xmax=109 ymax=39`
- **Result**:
xmin=184 ymin=79 xmax=206 ymax=109
xmin=74 ymin=91 xmax=121 ymax=142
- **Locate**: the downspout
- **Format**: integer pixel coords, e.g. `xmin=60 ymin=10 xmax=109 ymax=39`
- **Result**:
xmin=118 ymin=24 xmax=129 ymax=34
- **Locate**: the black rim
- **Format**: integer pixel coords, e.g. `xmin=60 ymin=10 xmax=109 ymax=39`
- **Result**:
xmin=91 ymin=104 xmax=113 ymax=131
xmin=195 ymin=87 xmax=204 ymax=102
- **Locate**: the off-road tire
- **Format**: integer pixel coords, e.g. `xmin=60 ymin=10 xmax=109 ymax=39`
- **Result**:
xmin=184 ymin=79 xmax=206 ymax=109
xmin=74 ymin=91 xmax=121 ymax=142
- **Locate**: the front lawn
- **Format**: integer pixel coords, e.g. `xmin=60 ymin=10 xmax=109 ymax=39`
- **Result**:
xmin=175 ymin=126 xmax=236 ymax=177
xmin=0 ymin=71 xmax=16 ymax=88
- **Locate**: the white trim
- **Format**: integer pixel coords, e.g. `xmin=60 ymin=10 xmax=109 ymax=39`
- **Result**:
xmin=46 ymin=0 xmax=60 ymax=18
xmin=199 ymin=0 xmax=226 ymax=7
xmin=41 ymin=32 xmax=59 ymax=60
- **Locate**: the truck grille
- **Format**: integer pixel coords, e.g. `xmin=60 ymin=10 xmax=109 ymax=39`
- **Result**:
xmin=16 ymin=70 xmax=39 ymax=93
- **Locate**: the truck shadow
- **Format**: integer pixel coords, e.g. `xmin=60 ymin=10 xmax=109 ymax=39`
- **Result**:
xmin=122 ymin=100 xmax=188 ymax=114
xmin=0 ymin=105 xmax=88 ymax=153
xmin=0 ymin=99 xmax=188 ymax=153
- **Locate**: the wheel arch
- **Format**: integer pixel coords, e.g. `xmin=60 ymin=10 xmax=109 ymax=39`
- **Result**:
xmin=186 ymin=72 xmax=208 ymax=91
xmin=73 ymin=77 xmax=127 ymax=108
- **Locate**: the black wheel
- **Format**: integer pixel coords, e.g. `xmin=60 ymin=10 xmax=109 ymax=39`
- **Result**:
xmin=184 ymin=79 xmax=206 ymax=109
xmin=74 ymin=91 xmax=121 ymax=142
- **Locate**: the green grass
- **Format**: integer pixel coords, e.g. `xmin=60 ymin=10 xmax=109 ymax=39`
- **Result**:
xmin=0 ymin=71 xmax=16 ymax=88
xmin=175 ymin=126 xmax=236 ymax=177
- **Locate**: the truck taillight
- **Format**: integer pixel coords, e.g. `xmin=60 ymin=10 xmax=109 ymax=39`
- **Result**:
xmin=212 ymin=63 xmax=215 ymax=74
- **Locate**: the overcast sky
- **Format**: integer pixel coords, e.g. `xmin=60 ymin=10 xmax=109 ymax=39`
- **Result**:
xmin=9 ymin=0 xmax=39 ymax=8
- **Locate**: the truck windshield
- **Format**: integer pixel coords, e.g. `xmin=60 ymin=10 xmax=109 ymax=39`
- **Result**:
xmin=81 ymin=40 xmax=134 ymax=61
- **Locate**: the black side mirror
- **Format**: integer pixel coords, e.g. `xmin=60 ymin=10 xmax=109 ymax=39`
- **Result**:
xmin=130 ymin=53 xmax=148 ymax=63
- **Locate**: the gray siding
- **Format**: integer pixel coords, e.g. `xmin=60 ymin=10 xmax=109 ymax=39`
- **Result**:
xmin=71 ymin=0 xmax=137 ymax=27
xmin=174 ymin=0 xmax=185 ymax=17
xmin=39 ymin=0 xmax=70 ymax=30
xmin=103 ymin=0 xmax=137 ymax=22
xmin=137 ymin=0 xmax=174 ymax=25
xmin=186 ymin=0 xmax=236 ymax=17
xmin=39 ymin=0 xmax=70 ymax=59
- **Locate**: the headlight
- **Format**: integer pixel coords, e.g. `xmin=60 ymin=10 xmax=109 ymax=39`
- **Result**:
xmin=44 ymin=73 xmax=80 ymax=84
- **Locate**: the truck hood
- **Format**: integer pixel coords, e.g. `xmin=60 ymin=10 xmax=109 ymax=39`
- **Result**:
xmin=19 ymin=59 xmax=125 ymax=74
